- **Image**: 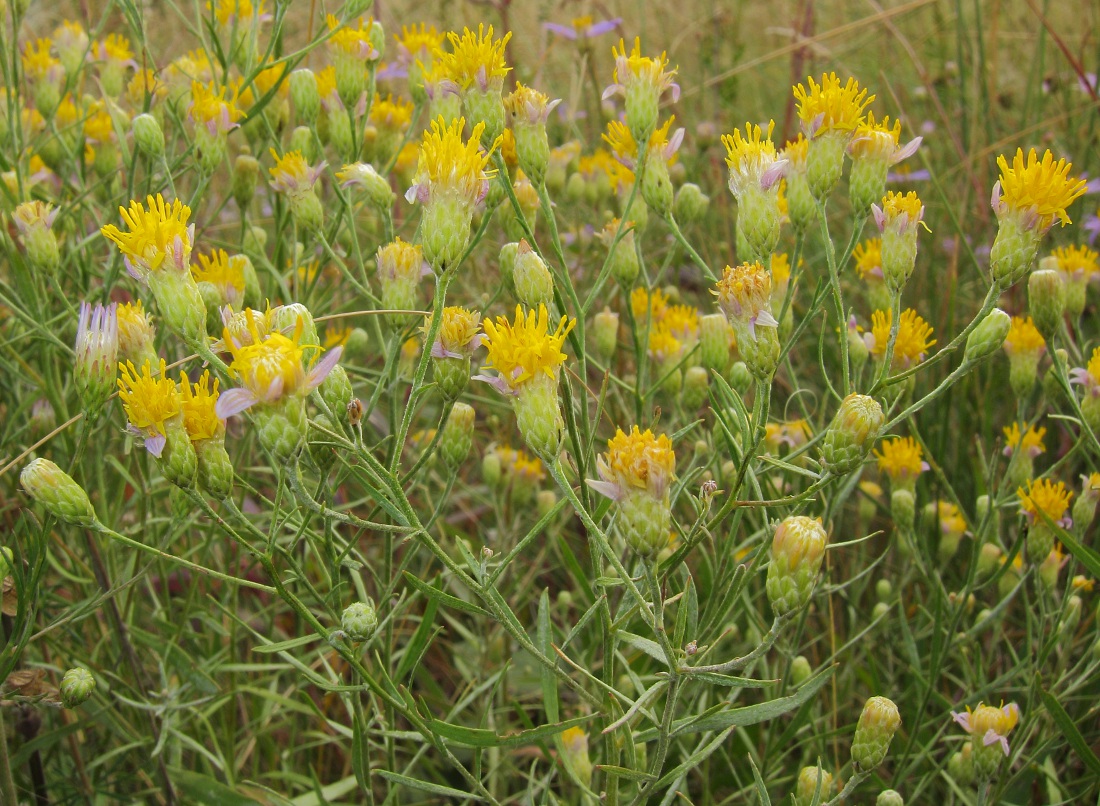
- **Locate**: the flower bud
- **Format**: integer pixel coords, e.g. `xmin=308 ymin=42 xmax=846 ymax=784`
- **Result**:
xmin=60 ymin=667 xmax=96 ymax=708
xmin=792 ymin=765 xmax=833 ymax=806
xmin=441 ymin=403 xmax=475 ymax=470
xmin=1038 ymin=547 xmax=1063 ymax=590
xmin=338 ymin=162 xmax=394 ymax=209
xmin=819 ymin=394 xmax=884 ymax=475
xmin=977 ymin=542 xmax=1002 ymax=576
xmin=341 ymin=600 xmax=378 ymax=642
xmin=964 ymin=308 xmax=1010 ymax=363
xmin=876 ymin=790 xmax=904 ymax=806
xmin=682 ymin=366 xmax=709 ymax=411
xmin=605 ymin=223 xmax=640 ymax=289
xmin=948 ymin=745 xmax=974 ymax=787
xmin=513 ymin=241 xmax=554 ymax=308
xmin=481 ymin=449 xmax=503 ymax=488
xmin=536 ymin=489 xmax=558 ymax=518
xmin=851 ymin=696 xmax=901 ymax=771
xmin=319 ymin=364 xmax=353 ymax=418
xmin=641 ymin=157 xmax=674 ymax=217
xmin=196 ymin=439 xmax=233 ymax=500
xmin=766 ymin=516 xmax=828 ymax=616
xmin=674 ymin=182 xmax=710 ymax=223
xmin=789 ymin=655 xmax=812 ymax=686
xmin=559 ymin=727 xmax=593 ymax=789
xmin=1027 ymin=268 xmax=1066 ymax=341
xmin=289 ymin=68 xmax=321 ymax=126
xmin=132 ymin=113 xmax=165 ymax=159
xmin=727 ymin=361 xmax=752 ymax=395
xmin=699 ymin=313 xmax=731 ymax=373
xmin=12 ymin=201 xmax=60 ymax=276
xmin=891 ymin=488 xmax=915 ymax=533
xmin=21 ymin=458 xmax=96 ymax=526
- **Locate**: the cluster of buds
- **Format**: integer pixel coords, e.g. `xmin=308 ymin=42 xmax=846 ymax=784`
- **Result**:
xmin=588 ymin=427 xmax=676 ymax=557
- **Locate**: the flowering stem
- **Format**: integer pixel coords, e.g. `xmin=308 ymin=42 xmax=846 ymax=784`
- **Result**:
xmin=817 ymin=201 xmax=852 ymax=395
xmin=822 ymin=769 xmax=869 ymax=805
xmin=873 ymin=292 xmax=904 ymax=390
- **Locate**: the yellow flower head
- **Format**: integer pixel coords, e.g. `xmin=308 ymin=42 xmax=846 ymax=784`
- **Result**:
xmin=953 ymin=702 xmax=1020 ymax=756
xmin=118 ymin=359 xmax=181 ymax=443
xmin=782 ymin=135 xmax=810 ymax=168
xmin=849 ymin=112 xmax=921 ymax=165
xmin=424 ymin=306 xmax=482 ymax=358
xmin=868 ymin=308 xmax=936 ymax=369
xmin=23 ymin=38 xmax=60 ymax=83
xmin=605 ymin=37 xmax=679 ymax=103
xmin=602 ymin=120 xmax=638 ymax=165
xmin=793 ymin=73 xmax=873 ymax=137
xmin=394 ymin=23 xmax=444 ymax=61
xmin=1070 ymin=345 xmax=1100 ymax=393
xmin=874 ymin=190 xmax=927 ymax=234
xmin=1003 ymin=316 xmax=1045 ymax=357
xmin=369 ymin=93 xmax=414 ymax=130
xmin=179 ymin=370 xmax=222 ymax=442
xmin=480 ymin=305 xmax=575 ymax=392
xmin=771 ymin=252 xmax=799 ymax=290
xmin=315 ymin=65 xmax=338 ymax=103
xmin=994 ymin=148 xmax=1087 ymax=230
xmin=497 ymin=446 xmax=546 ymax=483
xmin=98 ymin=33 xmax=134 ymax=64
xmin=1072 ymin=574 xmax=1094 ymax=592
xmin=11 ymin=200 xmax=57 ymax=235
xmin=647 ymin=322 xmax=682 ymax=362
xmin=722 ymin=120 xmax=786 ymax=197
xmin=324 ymin=324 xmax=351 ymax=350
xmin=714 ymin=262 xmax=777 ymax=335
xmin=268 ymin=149 xmax=324 ymax=195
xmin=1052 ymin=244 xmax=1099 ymax=280
xmin=209 ymin=0 xmax=267 ymax=26
xmin=193 ymin=249 xmax=246 ymax=307
xmin=83 ymin=100 xmax=113 ymax=143
xmin=937 ymin=501 xmax=967 ymax=536
xmin=101 ymin=195 xmax=193 ymax=276
xmin=1018 ymin=477 xmax=1073 ymax=525
xmin=128 ymin=69 xmax=168 ymax=108
xmin=663 ymin=304 xmax=700 ymax=341
xmin=593 ymin=426 xmax=676 ymax=500
xmin=326 ymin=15 xmax=380 ymax=60
xmin=407 ymin=116 xmax=498 ymax=206
xmin=116 ymin=301 xmax=156 ymax=359
xmin=505 ymin=82 xmax=561 ymax=126
xmin=437 ymin=24 xmax=512 ymax=91
xmin=1002 ymin=422 xmax=1046 ymax=458
xmin=853 ymin=238 xmax=884 ymax=279
xmin=377 ymin=238 xmax=426 ymax=282
xmin=631 ymin=287 xmax=669 ymax=323
xmin=875 ymin=436 xmax=927 ymax=483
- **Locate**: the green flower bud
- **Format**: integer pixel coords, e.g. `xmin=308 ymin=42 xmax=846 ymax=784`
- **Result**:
xmin=727 ymin=361 xmax=753 ymax=395
xmin=736 ymin=185 xmax=782 ymax=263
xmin=60 ymin=667 xmax=96 ymax=708
xmin=641 ymin=158 xmax=674 ymax=217
xmin=806 ymin=131 xmax=848 ymax=201
xmin=872 ymin=601 xmax=891 ymax=621
xmin=161 ymin=420 xmax=197 ymax=488
xmin=565 ymin=172 xmax=586 ymax=203
xmin=255 ymin=396 xmax=309 ymax=464
xmin=947 ymin=746 xmax=974 ymax=787
xmin=891 ymin=488 xmax=916 ymax=533
xmin=990 ymin=216 xmax=1042 ymax=290
xmin=341 ymin=600 xmax=378 ymax=642
xmin=592 ymin=308 xmax=619 ymax=364
xmin=875 ymin=579 xmax=893 ymax=601
xmin=766 ymin=516 xmax=828 ymax=616
xmin=132 ymin=113 xmax=164 ymax=159
xmin=513 ymin=240 xmax=554 ymax=308
xmin=699 ymin=314 xmax=731 ymax=373
xmin=977 ymin=542 xmax=1002 ymax=576
xmin=481 ymin=450 xmax=503 ymax=488
xmin=674 ymin=182 xmax=710 ymax=224
xmin=288 ymin=126 xmax=316 ymax=163
xmin=464 ymin=89 xmax=505 ymax=148
xmin=964 ymin=308 xmax=1011 ymax=363
xmin=792 ymin=765 xmax=833 ymax=806
xmin=147 ymin=266 xmax=208 ymax=348
xmin=195 ymin=438 xmax=233 ymax=500
xmin=536 ymin=489 xmax=558 ymax=518
xmin=681 ymin=366 xmax=709 ymax=411
xmin=513 ymin=374 xmax=565 ymax=461
xmin=441 ymin=403 xmax=475 ymax=470
xmin=876 ymin=789 xmax=904 ymax=806
xmin=1027 ymin=268 xmax=1066 ymax=341
xmin=819 ymin=394 xmax=885 ymax=475
xmin=789 ymin=655 xmax=812 ymax=686
xmin=604 ymin=224 xmax=640 ymax=289
xmin=21 ymin=459 xmax=96 ymax=526
xmin=289 ymin=68 xmax=320 ymax=126
xmin=851 ymin=696 xmax=901 ymax=771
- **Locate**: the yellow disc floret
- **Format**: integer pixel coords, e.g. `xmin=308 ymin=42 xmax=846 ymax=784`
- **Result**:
xmin=869 ymin=308 xmax=935 ymax=369
xmin=1003 ymin=316 xmax=1045 ymax=356
xmin=995 ymin=148 xmax=1087 ymax=229
xmin=180 ymin=370 xmax=222 ymax=441
xmin=481 ymin=305 xmax=575 ymax=391
xmin=1003 ymin=422 xmax=1046 ymax=456
xmin=118 ymin=359 xmax=180 ymax=437
xmin=601 ymin=426 xmax=676 ymax=496
xmin=793 ymin=73 xmax=874 ymax=136
xmin=1052 ymin=244 xmax=1099 ymax=279
xmin=437 ymin=24 xmax=512 ymax=90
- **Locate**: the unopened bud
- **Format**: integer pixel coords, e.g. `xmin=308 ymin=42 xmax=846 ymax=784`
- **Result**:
xmin=1028 ymin=268 xmax=1066 ymax=341
xmin=232 ymin=154 xmax=260 ymax=214
xmin=536 ymin=489 xmax=558 ymax=518
xmin=792 ymin=765 xmax=833 ymax=806
xmin=341 ymin=600 xmax=378 ymax=642
xmin=851 ymin=696 xmax=901 ymax=771
xmin=513 ymin=241 xmax=554 ymax=308
xmin=441 ymin=403 xmax=475 ymax=470
xmin=789 ymin=655 xmax=812 ymax=686
xmin=876 ymin=790 xmax=904 ymax=806
xmin=60 ymin=667 xmax=96 ymax=708
xmin=289 ymin=68 xmax=321 ymax=126
xmin=20 ymin=459 xmax=96 ymax=526
xmin=699 ymin=313 xmax=731 ymax=372
xmin=965 ymin=308 xmax=1011 ymax=363
xmin=674 ymin=182 xmax=709 ymax=223
xmin=592 ymin=308 xmax=619 ymax=363
xmin=132 ymin=113 xmax=164 ymax=159
xmin=766 ymin=516 xmax=828 ymax=616
xmin=819 ymin=394 xmax=884 ymax=475
xmin=682 ymin=366 xmax=709 ymax=411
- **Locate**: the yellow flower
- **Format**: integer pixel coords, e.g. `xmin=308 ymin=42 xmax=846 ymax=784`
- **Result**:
xmin=101 ymin=195 xmax=193 ymax=276
xmin=394 ymin=23 xmax=444 ymax=61
xmin=268 ymin=149 xmax=325 ymax=196
xmin=116 ymin=300 xmax=156 ymax=359
xmin=98 ymin=33 xmax=134 ymax=64
xmin=874 ymin=190 xmax=927 ymax=233
xmin=1052 ymin=245 xmax=1099 ymax=280
xmin=180 ymin=370 xmax=222 ymax=442
xmin=663 ymin=304 xmax=700 ymax=341
xmin=193 ymin=249 xmax=246 ymax=307
xmin=505 ymin=82 xmax=561 ymax=125
xmin=315 ymin=65 xmax=339 ymax=104
xmin=324 ymin=324 xmax=352 ymax=350
xmin=771 ymin=252 xmax=799 ymax=289
xmin=1070 ymin=345 xmax=1100 ymax=393
xmin=22 ymin=38 xmax=60 ymax=83
xmin=369 ymin=93 xmax=414 ymax=129
xmin=1018 ymin=478 xmax=1073 ymax=526
xmin=1003 ymin=316 xmax=1045 ymax=357
xmin=436 ymin=24 xmax=512 ymax=91
xmin=875 ymin=436 xmax=927 ymax=483
xmin=208 ymin=0 xmax=267 ymax=26
xmin=647 ymin=323 xmax=682 ymax=362
xmin=128 ymin=69 xmax=168 ymax=107
xmin=714 ymin=262 xmax=777 ymax=336
xmin=591 ymin=426 xmax=676 ymax=500
xmin=479 ymin=305 xmax=575 ymax=392
xmin=406 ymin=116 xmax=498 ymax=206
xmin=848 ymin=112 xmax=921 ymax=165
xmin=853 ymin=238 xmax=884 ymax=279
xmin=631 ymin=287 xmax=669 ymax=322
xmin=1071 ymin=575 xmax=1094 ymax=592
xmin=603 ymin=37 xmax=679 ymax=104
xmin=496 ymin=446 xmax=547 ymax=483
xmin=83 ymin=101 xmax=113 ymax=143
xmin=867 ymin=308 xmax=935 ymax=369
xmin=952 ymin=702 xmax=1019 ymax=756
xmin=424 ymin=306 xmax=482 ymax=358
xmin=118 ymin=359 xmax=181 ymax=450
xmin=377 ymin=238 xmax=426 ymax=281
xmin=937 ymin=501 xmax=967 ymax=536
xmin=326 ymin=14 xmax=380 ymax=60
xmin=993 ymin=148 xmax=1087 ymax=231
xmin=722 ymin=120 xmax=786 ymax=197
xmin=1002 ymin=422 xmax=1046 ymax=458
xmin=793 ymin=73 xmax=873 ymax=137
xmin=219 ymin=311 xmax=342 ymax=415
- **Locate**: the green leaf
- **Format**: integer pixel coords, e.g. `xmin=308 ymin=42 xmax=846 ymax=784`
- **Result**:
xmin=618 ymin=630 xmax=668 ymax=666
xmin=595 ymin=765 xmax=657 ymax=783
xmin=748 ymin=755 xmax=772 ymax=806
xmin=402 ymin=571 xmax=490 ymax=616
xmin=1040 ymin=687 xmax=1100 ymax=778
xmin=375 ymin=770 xmax=484 ymax=800
xmin=538 ymin=589 xmax=560 ymax=723
xmin=170 ymin=769 xmax=264 ymax=805
xmin=686 ymin=672 xmax=777 ymax=688
xmin=428 ymin=713 xmax=597 ymax=748
xmin=1053 ymin=522 xmax=1100 ymax=579
xmin=251 ymin=634 xmax=322 ymax=654
xmin=394 ymin=595 xmax=440 ymax=682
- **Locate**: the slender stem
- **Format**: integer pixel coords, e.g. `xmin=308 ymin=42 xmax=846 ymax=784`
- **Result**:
xmin=822 ymin=770 xmax=869 ymax=805
xmin=818 ymin=201 xmax=851 ymax=395
xmin=681 ymin=616 xmax=786 ymax=674
xmin=0 ymin=709 xmax=17 ymax=806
